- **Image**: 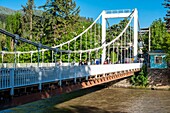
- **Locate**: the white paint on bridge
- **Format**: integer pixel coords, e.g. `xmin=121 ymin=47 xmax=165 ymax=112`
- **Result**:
xmin=0 ymin=63 xmax=142 ymax=95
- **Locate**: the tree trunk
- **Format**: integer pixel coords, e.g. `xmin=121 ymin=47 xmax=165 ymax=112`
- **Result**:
xmin=30 ymin=10 xmax=33 ymax=40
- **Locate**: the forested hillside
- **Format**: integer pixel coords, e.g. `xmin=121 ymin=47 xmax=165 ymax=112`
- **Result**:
xmin=0 ymin=1 xmax=95 ymax=63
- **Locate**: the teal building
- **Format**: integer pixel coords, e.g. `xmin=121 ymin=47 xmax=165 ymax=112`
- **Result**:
xmin=149 ymin=50 xmax=167 ymax=69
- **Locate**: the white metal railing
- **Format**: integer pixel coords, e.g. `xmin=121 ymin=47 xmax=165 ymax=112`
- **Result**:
xmin=0 ymin=63 xmax=56 ymax=68
xmin=105 ymin=9 xmax=131 ymax=14
xmin=0 ymin=68 xmax=10 ymax=89
xmin=0 ymin=63 xmax=80 ymax=68
xmin=0 ymin=63 xmax=143 ymax=94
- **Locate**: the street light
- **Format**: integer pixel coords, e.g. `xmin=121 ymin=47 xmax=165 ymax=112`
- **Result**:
xmin=14 ymin=34 xmax=19 ymax=68
xmin=139 ymin=27 xmax=151 ymax=51
xmin=54 ymin=48 xmax=58 ymax=67
xmin=38 ymin=33 xmax=45 ymax=67
xmin=37 ymin=43 xmax=41 ymax=67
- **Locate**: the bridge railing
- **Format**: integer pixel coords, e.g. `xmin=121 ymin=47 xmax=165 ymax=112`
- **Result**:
xmin=0 ymin=68 xmax=11 ymax=90
xmin=0 ymin=63 xmax=143 ymax=93
xmin=0 ymin=63 xmax=56 ymax=68
xmin=105 ymin=9 xmax=131 ymax=14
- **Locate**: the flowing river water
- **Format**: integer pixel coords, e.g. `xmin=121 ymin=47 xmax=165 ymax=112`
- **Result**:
xmin=1 ymin=86 xmax=170 ymax=113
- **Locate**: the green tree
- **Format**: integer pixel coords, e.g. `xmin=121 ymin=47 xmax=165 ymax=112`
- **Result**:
xmin=150 ymin=19 xmax=167 ymax=50
xmin=164 ymin=33 xmax=170 ymax=61
xmin=5 ymin=12 xmax=22 ymax=51
xmin=22 ymin=0 xmax=34 ymax=40
xmin=141 ymin=19 xmax=170 ymax=62
xmin=39 ymin=0 xmax=80 ymax=46
xmin=162 ymin=0 xmax=170 ymax=31
xmin=131 ymin=65 xmax=148 ymax=87
xmin=162 ymin=0 xmax=170 ymax=62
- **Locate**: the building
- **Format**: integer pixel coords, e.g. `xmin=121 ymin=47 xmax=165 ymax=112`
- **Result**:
xmin=148 ymin=50 xmax=167 ymax=68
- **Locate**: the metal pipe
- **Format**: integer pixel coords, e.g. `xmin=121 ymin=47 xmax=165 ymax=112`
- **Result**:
xmin=14 ymin=38 xmax=17 ymax=68
xmin=38 ymin=46 xmax=40 ymax=67
xmin=0 ymin=28 xmax=57 ymax=51
xmin=149 ymin=27 xmax=151 ymax=51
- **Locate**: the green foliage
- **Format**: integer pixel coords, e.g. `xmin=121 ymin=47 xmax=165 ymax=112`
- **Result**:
xmin=166 ymin=33 xmax=170 ymax=60
xmin=141 ymin=18 xmax=170 ymax=62
xmin=22 ymin=0 xmax=34 ymax=40
xmin=130 ymin=65 xmax=148 ymax=87
xmin=162 ymin=0 xmax=170 ymax=30
xmin=38 ymin=0 xmax=80 ymax=45
xmin=4 ymin=12 xmax=22 ymax=52
xmin=150 ymin=19 xmax=167 ymax=50
xmin=106 ymin=18 xmax=130 ymax=43
xmin=111 ymin=52 xmax=117 ymax=63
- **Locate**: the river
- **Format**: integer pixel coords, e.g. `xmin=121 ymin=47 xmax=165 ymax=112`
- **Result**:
xmin=1 ymin=87 xmax=170 ymax=113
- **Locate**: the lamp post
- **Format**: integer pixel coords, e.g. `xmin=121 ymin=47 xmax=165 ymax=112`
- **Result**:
xmin=149 ymin=27 xmax=151 ymax=51
xmin=37 ymin=43 xmax=40 ymax=68
xmin=38 ymin=33 xmax=45 ymax=67
xmin=14 ymin=34 xmax=19 ymax=68
xmin=1 ymin=51 xmax=4 ymax=67
xmin=54 ymin=48 xmax=58 ymax=67
xmin=139 ymin=27 xmax=151 ymax=52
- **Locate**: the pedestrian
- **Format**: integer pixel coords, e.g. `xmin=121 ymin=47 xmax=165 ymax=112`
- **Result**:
xmin=79 ymin=60 xmax=83 ymax=65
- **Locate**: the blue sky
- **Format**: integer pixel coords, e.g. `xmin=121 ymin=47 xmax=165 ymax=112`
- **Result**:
xmin=0 ymin=0 xmax=166 ymax=28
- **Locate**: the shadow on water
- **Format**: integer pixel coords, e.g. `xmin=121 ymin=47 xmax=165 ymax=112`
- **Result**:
xmin=42 ymin=105 xmax=127 ymax=113
xmin=1 ymin=85 xmax=106 ymax=112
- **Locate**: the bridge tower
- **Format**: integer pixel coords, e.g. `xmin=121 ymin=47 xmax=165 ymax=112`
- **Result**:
xmin=101 ymin=8 xmax=138 ymax=64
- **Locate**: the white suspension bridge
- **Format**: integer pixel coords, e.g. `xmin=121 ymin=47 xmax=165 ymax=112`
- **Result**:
xmin=0 ymin=9 xmax=142 ymax=98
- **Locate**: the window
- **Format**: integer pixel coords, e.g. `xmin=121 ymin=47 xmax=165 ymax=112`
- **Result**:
xmin=155 ymin=56 xmax=162 ymax=64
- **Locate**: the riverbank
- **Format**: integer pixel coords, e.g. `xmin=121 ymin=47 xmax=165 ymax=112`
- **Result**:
xmin=112 ymin=84 xmax=170 ymax=91
xmin=110 ymin=78 xmax=170 ymax=91
xmin=110 ymin=68 xmax=170 ymax=91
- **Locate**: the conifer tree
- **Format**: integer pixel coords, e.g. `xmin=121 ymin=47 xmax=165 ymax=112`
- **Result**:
xmin=39 ymin=0 xmax=80 ymax=46
xmin=163 ymin=0 xmax=170 ymax=31
xmin=22 ymin=0 xmax=34 ymax=39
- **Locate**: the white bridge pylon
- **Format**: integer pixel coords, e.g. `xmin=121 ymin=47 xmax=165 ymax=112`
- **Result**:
xmin=101 ymin=9 xmax=138 ymax=64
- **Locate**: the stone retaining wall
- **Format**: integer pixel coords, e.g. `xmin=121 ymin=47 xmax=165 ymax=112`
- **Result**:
xmin=110 ymin=68 xmax=170 ymax=89
xmin=147 ymin=68 xmax=170 ymax=87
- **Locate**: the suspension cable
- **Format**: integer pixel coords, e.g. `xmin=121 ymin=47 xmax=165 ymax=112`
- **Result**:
xmin=98 ymin=18 xmax=101 ymax=46
xmin=60 ymin=46 xmax=62 ymax=62
xmin=124 ymin=29 xmax=126 ymax=64
xmin=74 ymin=39 xmax=76 ymax=63
xmin=86 ymin=31 xmax=87 ymax=60
xmin=121 ymin=35 xmax=122 ymax=64
xmin=130 ymin=21 xmax=132 ymax=63
xmin=112 ymin=42 xmax=114 ymax=64
xmin=68 ymin=43 xmax=70 ymax=63
xmin=52 ymin=50 xmax=53 ymax=63
xmin=117 ymin=44 xmax=119 ymax=63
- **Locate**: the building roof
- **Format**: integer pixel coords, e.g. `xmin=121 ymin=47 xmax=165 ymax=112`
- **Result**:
xmin=149 ymin=50 xmax=166 ymax=55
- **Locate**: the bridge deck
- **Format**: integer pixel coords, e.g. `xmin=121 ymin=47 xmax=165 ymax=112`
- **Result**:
xmin=0 ymin=63 xmax=142 ymax=93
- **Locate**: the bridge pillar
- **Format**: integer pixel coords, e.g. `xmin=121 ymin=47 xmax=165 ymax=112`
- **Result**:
xmin=10 ymin=69 xmax=14 ymax=95
xmin=102 ymin=11 xmax=106 ymax=64
xmin=74 ymin=66 xmax=77 ymax=83
xmin=59 ymin=66 xmax=62 ymax=86
xmin=17 ymin=53 xmax=20 ymax=63
xmin=30 ymin=52 xmax=33 ymax=63
xmin=133 ymin=8 xmax=138 ymax=62
xmin=38 ymin=70 xmax=42 ymax=91
xmin=1 ymin=52 xmax=4 ymax=66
